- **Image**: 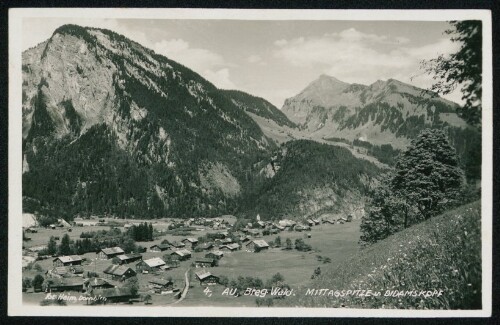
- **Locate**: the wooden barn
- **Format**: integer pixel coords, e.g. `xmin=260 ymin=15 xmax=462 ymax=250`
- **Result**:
xmin=53 ymin=255 xmax=83 ymax=267
xmin=91 ymin=287 xmax=135 ymax=304
xmin=205 ymin=251 xmax=224 ymax=260
xmin=84 ymin=278 xmax=116 ymax=291
xmin=148 ymin=279 xmax=174 ymax=292
xmin=103 ymin=265 xmax=137 ymax=280
xmin=198 ymin=243 xmax=215 ymax=251
xmin=181 ymin=238 xmax=199 ymax=249
xmin=149 ymin=244 xmax=170 ymax=252
xmin=115 ymin=253 xmax=142 ymax=265
xmin=170 ymin=249 xmax=192 ymax=261
xmin=44 ymin=277 xmax=85 ymax=292
xmin=97 ymin=247 xmax=125 ymax=260
xmin=246 ymin=240 xmax=269 ymax=253
xmin=195 ymin=270 xmax=219 ymax=286
xmin=219 ymin=243 xmax=240 ymax=252
xmin=169 ymin=241 xmax=186 ymax=249
xmin=136 ymin=257 xmax=167 ymax=273
xmin=194 ymin=258 xmax=216 ymax=268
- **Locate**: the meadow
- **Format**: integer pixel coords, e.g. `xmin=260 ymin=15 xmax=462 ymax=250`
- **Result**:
xmin=278 ymin=201 xmax=482 ymax=310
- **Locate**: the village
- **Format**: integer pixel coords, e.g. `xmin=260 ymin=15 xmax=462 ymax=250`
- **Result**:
xmin=21 ymin=212 xmax=358 ymax=306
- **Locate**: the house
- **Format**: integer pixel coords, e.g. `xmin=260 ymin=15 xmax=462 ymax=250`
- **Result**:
xmin=220 ymin=238 xmax=233 ymax=245
xmin=256 ymin=221 xmax=266 ymax=228
xmin=136 ymin=257 xmax=166 ymax=272
xmin=46 ymin=266 xmax=69 ymax=278
xmin=169 ymin=241 xmax=185 ymax=249
xmin=44 ymin=277 xmax=85 ymax=292
xmin=195 ymin=270 xmax=219 ymax=286
xmin=53 ymin=255 xmax=83 ymax=267
xmin=182 ymin=237 xmax=199 ymax=249
xmin=148 ymin=279 xmax=174 ymax=292
xmin=194 ymin=258 xmax=216 ymax=268
xmin=91 ymin=287 xmax=136 ymax=303
xmin=97 ymin=247 xmax=125 ymax=260
xmin=247 ymin=229 xmax=261 ymax=237
xmin=205 ymin=251 xmax=224 ymax=260
xmin=217 ymin=231 xmax=229 ymax=238
xmin=103 ymin=265 xmax=137 ymax=280
xmin=198 ymin=242 xmax=214 ymax=251
xmin=69 ymin=265 xmax=84 ymax=275
xmin=115 ymin=253 xmax=143 ymax=265
xmin=84 ymin=278 xmax=115 ymax=291
xmin=306 ymin=219 xmax=315 ymax=227
xmin=312 ymin=219 xmax=321 ymax=225
xmin=149 ymin=244 xmax=170 ymax=252
xmin=170 ymin=249 xmax=192 ymax=261
xmin=246 ymin=240 xmax=269 ymax=253
xmin=240 ymin=236 xmax=252 ymax=243
xmin=219 ymin=243 xmax=240 ymax=252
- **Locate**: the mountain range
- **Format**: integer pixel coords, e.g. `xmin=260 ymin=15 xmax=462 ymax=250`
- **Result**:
xmin=21 ymin=24 xmax=478 ymax=221
xmin=281 ymin=74 xmax=470 ymax=149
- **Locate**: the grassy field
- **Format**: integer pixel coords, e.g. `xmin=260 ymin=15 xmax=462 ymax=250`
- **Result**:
xmin=23 ymin=218 xmax=362 ymax=307
xmin=277 ymin=201 xmax=482 ymax=310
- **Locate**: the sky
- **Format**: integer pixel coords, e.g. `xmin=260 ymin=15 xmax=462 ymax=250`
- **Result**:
xmin=22 ymin=18 xmax=464 ymax=107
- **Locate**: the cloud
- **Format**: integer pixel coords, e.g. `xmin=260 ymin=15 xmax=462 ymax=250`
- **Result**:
xmin=203 ymin=68 xmax=236 ymax=89
xmin=247 ymin=54 xmax=262 ymax=64
xmin=273 ymin=28 xmax=460 ymax=88
xmin=151 ymin=38 xmax=236 ymax=89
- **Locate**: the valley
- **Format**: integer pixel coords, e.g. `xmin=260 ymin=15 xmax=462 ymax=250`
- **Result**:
xmin=18 ymin=23 xmax=483 ymax=311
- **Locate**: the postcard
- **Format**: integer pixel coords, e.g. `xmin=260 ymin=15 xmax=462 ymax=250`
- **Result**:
xmin=8 ymin=8 xmax=492 ymax=317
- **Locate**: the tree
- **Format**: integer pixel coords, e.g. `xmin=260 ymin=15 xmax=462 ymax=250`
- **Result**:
xmin=125 ymin=276 xmax=139 ymax=296
xmin=58 ymin=234 xmax=72 ymax=255
xmin=47 ymin=236 xmax=57 ymax=255
xmin=421 ymin=21 xmax=482 ymax=126
xmin=392 ymin=129 xmax=465 ymax=221
xmin=285 ymin=238 xmax=292 ymax=250
xmin=274 ymin=236 xmax=281 ymax=247
xmin=32 ymin=274 xmax=44 ymax=290
xmin=360 ymin=129 xmax=465 ymax=245
xmin=271 ymin=272 xmax=284 ymax=285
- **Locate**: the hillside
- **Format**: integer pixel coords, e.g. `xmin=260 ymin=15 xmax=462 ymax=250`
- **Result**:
xmin=22 ymin=24 xmax=274 ymax=219
xmin=239 ymin=140 xmax=382 ymax=220
xmin=282 ymin=74 xmax=481 ymax=177
xmin=278 ymin=201 xmax=481 ymax=309
xmin=222 ymin=90 xmax=297 ymax=129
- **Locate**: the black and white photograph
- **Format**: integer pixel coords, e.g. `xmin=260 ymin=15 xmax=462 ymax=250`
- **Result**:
xmin=8 ymin=8 xmax=493 ymax=317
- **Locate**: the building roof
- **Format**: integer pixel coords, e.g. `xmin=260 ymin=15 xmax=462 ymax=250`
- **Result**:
xmin=85 ymin=278 xmax=114 ymax=287
xmin=199 ymin=243 xmax=214 ymax=249
xmin=142 ymin=257 xmax=166 ymax=268
xmin=54 ymin=255 xmax=83 ymax=263
xmin=195 ymin=258 xmax=214 ymax=263
xmin=100 ymin=247 xmax=125 ymax=255
xmin=49 ymin=277 xmax=85 ymax=287
xmin=103 ymin=265 xmax=135 ymax=276
xmin=150 ymin=243 xmax=170 ymax=250
xmin=182 ymin=237 xmax=198 ymax=243
xmin=70 ymin=265 xmax=84 ymax=273
xmin=149 ymin=278 xmax=173 ymax=286
xmin=116 ymin=253 xmax=142 ymax=261
xmin=221 ymin=243 xmax=240 ymax=250
xmin=207 ymin=251 xmax=224 ymax=257
xmin=171 ymin=249 xmax=191 ymax=257
xmin=51 ymin=266 xmax=68 ymax=275
xmin=195 ymin=270 xmax=217 ymax=281
xmin=170 ymin=241 xmax=185 ymax=248
xmin=247 ymin=240 xmax=269 ymax=248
